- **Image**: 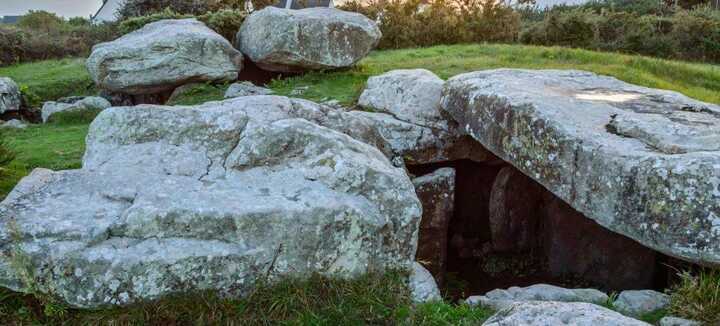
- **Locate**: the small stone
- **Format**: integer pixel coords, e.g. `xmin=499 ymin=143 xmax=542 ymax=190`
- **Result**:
xmin=614 ymin=290 xmax=670 ymax=317
xmin=466 ymin=284 xmax=608 ymax=311
xmin=482 ymin=301 xmax=650 ymax=326
xmin=441 ymin=69 xmax=720 ymax=265
xmin=0 ymin=119 xmax=28 ymax=129
xmin=409 ymin=262 xmax=442 ymax=303
xmin=167 ymin=83 xmax=203 ymax=103
xmin=41 ymin=96 xmax=111 ymax=123
xmin=658 ymin=316 xmax=701 ymax=326
xmin=224 ymin=82 xmax=273 ymax=99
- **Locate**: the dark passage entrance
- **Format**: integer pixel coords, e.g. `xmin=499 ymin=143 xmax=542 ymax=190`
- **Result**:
xmin=408 ymin=159 xmax=684 ymax=300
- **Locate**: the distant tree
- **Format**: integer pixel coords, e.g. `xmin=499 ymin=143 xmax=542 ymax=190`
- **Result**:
xmin=117 ymin=0 xmax=275 ymax=19
xmin=17 ymin=11 xmax=63 ymax=33
xmin=665 ymin=0 xmax=720 ymax=8
xmin=67 ymin=17 xmax=92 ymax=26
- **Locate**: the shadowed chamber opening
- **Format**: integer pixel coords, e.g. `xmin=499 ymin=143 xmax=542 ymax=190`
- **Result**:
xmin=237 ymin=57 xmax=301 ymax=86
xmin=408 ymin=159 xmax=690 ymax=300
xmin=103 ymin=58 xmax=299 ymax=107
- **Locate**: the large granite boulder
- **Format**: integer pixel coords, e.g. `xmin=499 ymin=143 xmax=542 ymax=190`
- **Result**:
xmin=224 ymin=81 xmax=274 ymax=99
xmin=0 ymin=77 xmax=21 ymax=114
xmin=0 ymin=96 xmax=421 ymax=308
xmin=482 ymin=301 xmax=650 ymax=326
xmin=238 ymin=8 xmax=381 ymax=73
xmin=87 ymin=19 xmax=243 ymax=95
xmin=441 ymin=69 xmax=720 ymax=265
xmin=659 ymin=316 xmax=701 ymax=326
xmin=41 ymin=96 xmax=112 ymax=123
xmin=0 ymin=119 xmax=27 ymax=130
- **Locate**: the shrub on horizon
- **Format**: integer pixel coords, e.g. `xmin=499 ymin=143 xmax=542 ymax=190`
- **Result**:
xmin=340 ymin=0 xmax=521 ymax=49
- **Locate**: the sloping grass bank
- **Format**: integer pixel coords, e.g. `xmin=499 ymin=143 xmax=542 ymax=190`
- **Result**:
xmin=0 ymin=271 xmax=494 ymax=325
xmin=266 ymin=44 xmax=720 ymax=106
xmin=0 ymin=58 xmax=95 ymax=108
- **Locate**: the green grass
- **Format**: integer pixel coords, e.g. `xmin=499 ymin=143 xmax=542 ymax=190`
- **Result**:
xmin=0 ymin=58 xmax=95 ymax=107
xmin=0 ymin=270 xmax=494 ymax=325
xmin=0 ymin=123 xmax=88 ymax=199
xmin=166 ymin=83 xmax=228 ymax=106
xmin=669 ymin=269 xmax=720 ymax=324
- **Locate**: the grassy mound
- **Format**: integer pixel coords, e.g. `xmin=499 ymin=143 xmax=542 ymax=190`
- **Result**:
xmin=0 ymin=271 xmax=493 ymax=325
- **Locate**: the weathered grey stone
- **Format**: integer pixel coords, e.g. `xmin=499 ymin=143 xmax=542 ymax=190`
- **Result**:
xmin=489 ymin=166 xmax=545 ymax=252
xmin=544 ymin=196 xmax=660 ymax=290
xmin=238 ymin=7 xmax=381 ymax=72
xmin=466 ymin=284 xmax=608 ymax=311
xmin=167 ymin=83 xmax=203 ymax=103
xmin=359 ymin=69 xmax=446 ymax=129
xmin=441 ymin=69 xmax=720 ymax=265
xmin=0 ymin=96 xmax=421 ymax=308
xmin=409 ymin=262 xmax=442 ymax=303
xmin=614 ymin=290 xmax=670 ymax=317
xmin=482 ymin=301 xmax=650 ymax=326
xmin=658 ymin=316 xmax=701 ymax=326
xmin=224 ymin=81 xmax=274 ymax=99
xmin=0 ymin=77 xmax=21 ymax=114
xmin=0 ymin=119 xmax=27 ymax=129
xmin=87 ymin=19 xmax=243 ymax=95
xmin=356 ymin=69 xmax=493 ymax=164
xmin=413 ymin=168 xmax=455 ymax=286
xmin=338 ymin=110 xmax=493 ymax=164
xmin=41 ymin=96 xmax=111 ymax=123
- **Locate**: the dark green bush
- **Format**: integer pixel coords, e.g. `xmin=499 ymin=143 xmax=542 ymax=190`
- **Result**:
xmin=0 ymin=11 xmax=119 ymax=67
xmin=117 ymin=9 xmax=192 ymax=34
xmin=341 ymin=0 xmax=520 ymax=49
xmin=670 ymin=6 xmax=720 ymax=62
xmin=0 ymin=26 xmax=25 ymax=66
xmin=118 ymin=0 xmax=273 ymax=19
xmin=521 ymin=6 xmax=720 ymax=63
xmin=118 ymin=8 xmax=247 ymax=43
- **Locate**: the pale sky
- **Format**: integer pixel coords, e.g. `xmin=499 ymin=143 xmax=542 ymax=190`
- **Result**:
xmin=1 ymin=0 xmax=103 ymax=18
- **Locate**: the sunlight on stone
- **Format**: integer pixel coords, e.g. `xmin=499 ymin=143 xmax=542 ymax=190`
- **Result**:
xmin=575 ymin=92 xmax=642 ymax=103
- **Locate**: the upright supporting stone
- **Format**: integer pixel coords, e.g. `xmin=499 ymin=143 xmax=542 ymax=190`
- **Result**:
xmin=413 ymin=168 xmax=456 ymax=286
xmin=544 ymin=197 xmax=658 ymax=290
xmin=488 ymin=166 xmax=545 ymax=252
